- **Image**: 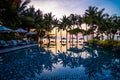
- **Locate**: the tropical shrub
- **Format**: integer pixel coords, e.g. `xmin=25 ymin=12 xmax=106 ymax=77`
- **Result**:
xmin=87 ymin=39 xmax=120 ymax=48
xmin=87 ymin=39 xmax=99 ymax=45
xmin=116 ymin=41 xmax=120 ymax=47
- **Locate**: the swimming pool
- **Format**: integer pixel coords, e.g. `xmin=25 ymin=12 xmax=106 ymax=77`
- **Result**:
xmin=0 ymin=44 xmax=120 ymax=80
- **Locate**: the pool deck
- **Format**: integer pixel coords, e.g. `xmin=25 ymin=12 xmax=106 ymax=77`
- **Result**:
xmin=0 ymin=44 xmax=37 ymax=54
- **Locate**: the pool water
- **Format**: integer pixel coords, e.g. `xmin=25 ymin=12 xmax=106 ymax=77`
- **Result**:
xmin=0 ymin=44 xmax=120 ymax=80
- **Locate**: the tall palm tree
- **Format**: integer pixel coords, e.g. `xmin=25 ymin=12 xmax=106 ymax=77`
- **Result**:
xmin=58 ymin=22 xmax=63 ymax=44
xmin=95 ymin=8 xmax=108 ymax=40
xmin=111 ymin=15 xmax=119 ymax=39
xmin=34 ymin=9 xmax=44 ymax=43
xmin=20 ymin=6 xmax=36 ymax=31
xmin=83 ymin=15 xmax=89 ymax=41
xmin=52 ymin=18 xmax=59 ymax=44
xmin=17 ymin=0 xmax=31 ymax=14
xmin=44 ymin=12 xmax=54 ymax=44
xmin=68 ymin=14 xmax=78 ymax=45
xmin=0 ymin=0 xmax=30 ymax=28
xmin=104 ymin=16 xmax=112 ymax=39
xmin=61 ymin=16 xmax=70 ymax=42
xmin=117 ymin=16 xmax=120 ymax=40
xmin=52 ymin=18 xmax=59 ymax=53
xmin=77 ymin=15 xmax=83 ymax=44
xmin=103 ymin=15 xmax=118 ymax=40
xmin=84 ymin=6 xmax=109 ymax=40
xmin=84 ymin=6 xmax=98 ymax=39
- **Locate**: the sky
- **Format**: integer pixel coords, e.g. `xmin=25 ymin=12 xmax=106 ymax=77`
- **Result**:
xmin=28 ymin=0 xmax=120 ymax=19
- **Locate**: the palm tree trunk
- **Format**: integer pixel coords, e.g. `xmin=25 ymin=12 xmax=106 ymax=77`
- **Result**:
xmin=55 ymin=29 xmax=57 ymax=44
xmin=112 ymin=34 xmax=115 ymax=40
xmin=72 ymin=34 xmax=73 ymax=46
xmin=82 ymin=34 xmax=85 ymax=42
xmin=37 ymin=31 xmax=40 ymax=44
xmin=77 ymin=34 xmax=78 ymax=47
xmin=48 ymin=37 xmax=50 ymax=45
xmin=110 ymin=33 xmax=112 ymax=39
xmin=106 ymin=33 xmax=109 ymax=40
xmin=60 ymin=30 xmax=62 ymax=44
xmin=92 ymin=33 xmax=94 ymax=39
xmin=69 ymin=33 xmax=71 ymax=47
xmin=117 ymin=32 xmax=120 ymax=40
xmin=86 ymin=24 xmax=88 ymax=41
xmin=66 ymin=30 xmax=68 ymax=50
xmin=72 ymin=25 xmax=74 ymax=46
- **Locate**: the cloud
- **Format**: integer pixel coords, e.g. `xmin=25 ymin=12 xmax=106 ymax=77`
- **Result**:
xmin=28 ymin=0 xmax=120 ymax=19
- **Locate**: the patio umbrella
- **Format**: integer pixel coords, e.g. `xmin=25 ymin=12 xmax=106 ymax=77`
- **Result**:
xmin=0 ymin=26 xmax=14 ymax=33
xmin=15 ymin=28 xmax=27 ymax=39
xmin=27 ymin=31 xmax=36 ymax=35
xmin=15 ymin=28 xmax=27 ymax=33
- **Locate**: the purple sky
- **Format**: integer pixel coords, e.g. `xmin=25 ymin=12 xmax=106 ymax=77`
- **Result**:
xmin=29 ymin=0 xmax=120 ymax=19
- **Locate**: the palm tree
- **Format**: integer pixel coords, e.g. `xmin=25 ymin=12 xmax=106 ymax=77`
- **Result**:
xmin=0 ymin=0 xmax=31 ymax=27
xmin=68 ymin=14 xmax=78 ymax=45
xmin=0 ymin=0 xmax=28 ymax=28
xmin=103 ymin=15 xmax=118 ymax=40
xmin=77 ymin=15 xmax=83 ymax=44
xmin=117 ymin=16 xmax=120 ymax=40
xmin=110 ymin=15 xmax=119 ymax=39
xmin=95 ymin=8 xmax=108 ymax=40
xmin=34 ymin=9 xmax=44 ymax=43
xmin=20 ymin=6 xmax=36 ymax=31
xmin=61 ymin=16 xmax=70 ymax=42
xmin=84 ymin=6 xmax=109 ymax=40
xmin=17 ymin=0 xmax=31 ymax=14
xmin=83 ymin=15 xmax=89 ymax=41
xmin=84 ymin=6 xmax=99 ymax=39
xmin=52 ymin=18 xmax=59 ymax=53
xmin=44 ymin=12 xmax=55 ymax=44
xmin=52 ymin=18 xmax=59 ymax=44
xmin=58 ymin=22 xmax=63 ymax=44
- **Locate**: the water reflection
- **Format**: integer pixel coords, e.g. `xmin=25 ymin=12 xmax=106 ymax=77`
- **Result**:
xmin=0 ymin=44 xmax=120 ymax=80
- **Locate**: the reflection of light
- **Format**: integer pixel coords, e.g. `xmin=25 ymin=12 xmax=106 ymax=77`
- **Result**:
xmin=113 ymin=59 xmax=119 ymax=63
xmin=38 ymin=44 xmax=40 ymax=47
xmin=44 ymin=42 xmax=85 ymax=55
xmin=0 ymin=56 xmax=3 ymax=61
xmin=30 ymin=49 xmax=32 ymax=52
xmin=94 ymin=50 xmax=98 ymax=57
xmin=80 ymin=52 xmax=91 ymax=59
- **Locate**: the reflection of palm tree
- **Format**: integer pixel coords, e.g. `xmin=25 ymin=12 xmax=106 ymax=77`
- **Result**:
xmin=1 ymin=44 xmax=119 ymax=79
xmin=57 ymin=51 xmax=83 ymax=68
xmin=0 ymin=46 xmax=58 ymax=79
xmin=67 ymin=47 xmax=83 ymax=54
xmin=82 ymin=47 xmax=116 ymax=79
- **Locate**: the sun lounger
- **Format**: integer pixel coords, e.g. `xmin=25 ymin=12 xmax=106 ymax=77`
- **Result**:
xmin=22 ymin=39 xmax=31 ymax=45
xmin=0 ymin=40 xmax=9 ymax=48
xmin=11 ymin=40 xmax=18 ymax=46
xmin=17 ymin=40 xmax=22 ymax=45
